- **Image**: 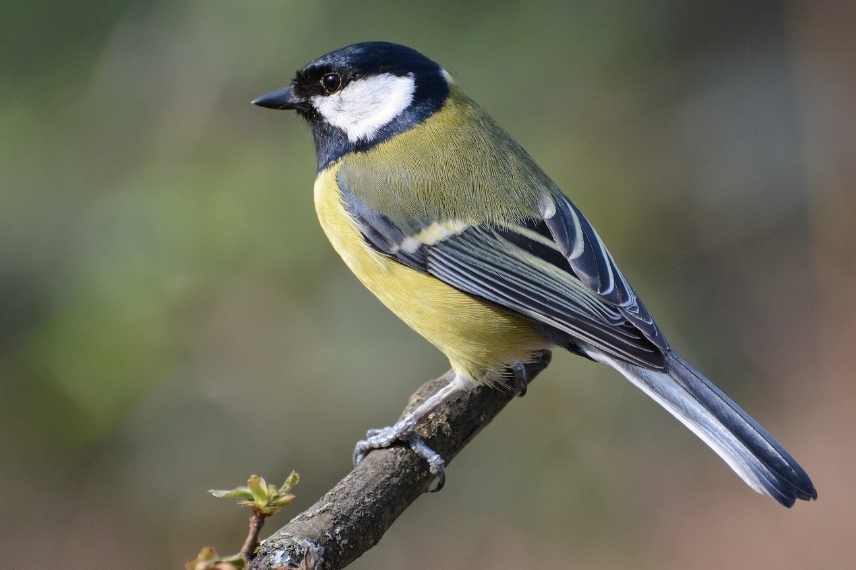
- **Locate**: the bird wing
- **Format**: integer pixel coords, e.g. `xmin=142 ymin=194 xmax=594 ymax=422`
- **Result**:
xmin=337 ymin=175 xmax=667 ymax=370
xmin=538 ymin=190 xmax=668 ymax=351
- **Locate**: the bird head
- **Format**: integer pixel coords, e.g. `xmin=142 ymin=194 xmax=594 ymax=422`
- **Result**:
xmin=253 ymin=42 xmax=451 ymax=168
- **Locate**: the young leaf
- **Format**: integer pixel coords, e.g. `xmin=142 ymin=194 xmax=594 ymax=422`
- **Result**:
xmin=281 ymin=470 xmax=300 ymax=494
xmin=209 ymin=487 xmax=254 ymax=500
xmin=247 ymin=474 xmax=269 ymax=504
xmin=186 ymin=547 xmax=246 ymax=570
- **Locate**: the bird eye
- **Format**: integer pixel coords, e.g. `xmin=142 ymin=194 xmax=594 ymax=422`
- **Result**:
xmin=321 ymin=73 xmax=342 ymax=94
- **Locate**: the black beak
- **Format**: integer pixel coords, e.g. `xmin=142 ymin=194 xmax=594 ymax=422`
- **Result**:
xmin=251 ymin=85 xmax=307 ymax=110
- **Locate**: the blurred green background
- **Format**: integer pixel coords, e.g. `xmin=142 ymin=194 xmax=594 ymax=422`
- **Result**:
xmin=1 ymin=1 xmax=853 ymax=568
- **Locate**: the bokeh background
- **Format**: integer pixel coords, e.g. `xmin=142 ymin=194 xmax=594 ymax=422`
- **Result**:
xmin=1 ymin=1 xmax=853 ymax=568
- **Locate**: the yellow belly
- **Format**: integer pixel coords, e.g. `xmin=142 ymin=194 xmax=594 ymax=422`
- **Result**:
xmin=313 ymin=166 xmax=547 ymax=381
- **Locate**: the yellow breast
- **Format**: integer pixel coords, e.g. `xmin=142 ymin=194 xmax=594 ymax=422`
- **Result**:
xmin=313 ymin=165 xmax=547 ymax=381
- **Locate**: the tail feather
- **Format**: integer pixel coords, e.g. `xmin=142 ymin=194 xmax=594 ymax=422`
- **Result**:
xmin=585 ymin=348 xmax=817 ymax=507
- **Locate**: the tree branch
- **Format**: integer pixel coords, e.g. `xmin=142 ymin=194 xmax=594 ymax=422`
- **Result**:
xmin=249 ymin=358 xmax=550 ymax=570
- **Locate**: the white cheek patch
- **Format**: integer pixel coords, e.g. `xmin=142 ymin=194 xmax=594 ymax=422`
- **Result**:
xmin=311 ymin=73 xmax=416 ymax=143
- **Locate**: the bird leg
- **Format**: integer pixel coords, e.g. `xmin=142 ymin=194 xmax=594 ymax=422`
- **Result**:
xmin=352 ymin=350 xmax=552 ymax=492
xmin=353 ymin=372 xmax=468 ymax=491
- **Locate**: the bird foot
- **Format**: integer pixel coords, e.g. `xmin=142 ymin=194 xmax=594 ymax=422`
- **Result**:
xmin=507 ymin=363 xmax=530 ymax=397
xmin=352 ymin=373 xmax=467 ymax=492
xmin=503 ymin=349 xmax=553 ymax=397
xmin=353 ymin=422 xmax=446 ymax=491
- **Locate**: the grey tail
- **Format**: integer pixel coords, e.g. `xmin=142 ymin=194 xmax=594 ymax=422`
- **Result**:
xmin=584 ymin=348 xmax=817 ymax=507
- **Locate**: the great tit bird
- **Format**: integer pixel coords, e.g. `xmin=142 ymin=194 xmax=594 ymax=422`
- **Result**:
xmin=253 ymin=42 xmax=816 ymax=507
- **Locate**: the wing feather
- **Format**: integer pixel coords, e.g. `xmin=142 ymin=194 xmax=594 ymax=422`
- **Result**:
xmin=429 ymin=228 xmax=662 ymax=367
xmin=541 ymin=191 xmax=667 ymax=349
xmin=338 ymin=179 xmax=665 ymax=369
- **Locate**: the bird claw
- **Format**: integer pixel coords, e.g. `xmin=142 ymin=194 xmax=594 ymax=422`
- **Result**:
xmin=508 ymin=362 xmax=529 ymax=397
xmin=353 ymin=423 xmax=446 ymax=491
xmin=503 ymin=350 xmax=553 ymax=397
xmin=352 ymin=373 xmax=470 ymax=492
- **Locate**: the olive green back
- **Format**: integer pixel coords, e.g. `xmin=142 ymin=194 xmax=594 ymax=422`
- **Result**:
xmin=337 ymin=87 xmax=558 ymax=233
